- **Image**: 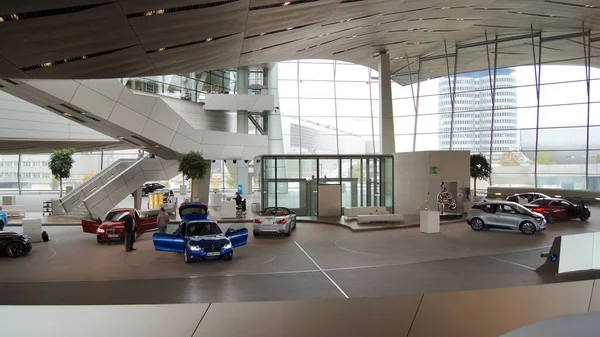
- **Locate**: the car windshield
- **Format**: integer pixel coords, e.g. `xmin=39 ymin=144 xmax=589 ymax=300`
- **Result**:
xmin=105 ymin=211 xmax=128 ymax=221
xmin=263 ymin=207 xmax=289 ymax=216
xmin=187 ymin=222 xmax=222 ymax=236
xmin=181 ymin=207 xmax=207 ymax=216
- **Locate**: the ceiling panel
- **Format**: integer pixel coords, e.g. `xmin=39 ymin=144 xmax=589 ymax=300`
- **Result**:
xmin=0 ymin=0 xmax=596 ymax=80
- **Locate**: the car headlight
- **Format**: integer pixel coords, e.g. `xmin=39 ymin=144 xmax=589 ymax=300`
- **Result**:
xmin=189 ymin=245 xmax=202 ymax=251
xmin=535 ymin=217 xmax=543 ymax=221
xmin=97 ymin=228 xmax=105 ymax=233
xmin=223 ymin=243 xmax=232 ymax=250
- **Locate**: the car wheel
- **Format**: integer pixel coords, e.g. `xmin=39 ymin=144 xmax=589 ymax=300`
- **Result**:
xmin=5 ymin=242 xmax=25 ymax=257
xmin=547 ymin=213 xmax=557 ymax=224
xmin=253 ymin=232 xmax=260 ymax=237
xmin=520 ymin=221 xmax=536 ymax=235
xmin=184 ymin=248 xmax=191 ymax=263
xmin=470 ymin=218 xmax=484 ymax=231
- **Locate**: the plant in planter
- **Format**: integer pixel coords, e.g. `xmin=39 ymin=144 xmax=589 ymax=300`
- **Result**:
xmin=470 ymin=153 xmax=491 ymax=199
xmin=178 ymin=151 xmax=209 ymax=202
xmin=49 ymin=148 xmax=76 ymax=198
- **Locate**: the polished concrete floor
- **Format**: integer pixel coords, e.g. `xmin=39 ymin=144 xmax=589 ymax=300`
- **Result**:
xmin=1 ymin=207 xmax=599 ymax=305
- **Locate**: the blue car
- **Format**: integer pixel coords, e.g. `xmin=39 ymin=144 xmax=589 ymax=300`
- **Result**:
xmin=152 ymin=203 xmax=248 ymax=263
xmin=0 ymin=210 xmax=7 ymax=231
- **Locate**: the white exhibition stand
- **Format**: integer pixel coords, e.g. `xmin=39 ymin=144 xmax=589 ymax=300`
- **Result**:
xmin=420 ymin=211 xmax=440 ymax=234
xmin=22 ymin=218 xmax=42 ymax=242
xmin=220 ymin=200 xmax=237 ymax=218
xmin=209 ymin=193 xmax=222 ymax=207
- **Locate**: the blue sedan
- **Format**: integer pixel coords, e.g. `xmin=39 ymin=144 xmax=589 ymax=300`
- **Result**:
xmin=153 ymin=220 xmax=247 ymax=263
xmin=0 ymin=210 xmax=7 ymax=231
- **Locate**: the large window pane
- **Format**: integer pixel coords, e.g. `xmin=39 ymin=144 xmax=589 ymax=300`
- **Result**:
xmin=278 ymin=62 xmax=298 ymax=80
xmin=299 ymin=63 xmax=334 ymax=80
xmin=537 ymin=151 xmax=586 ymax=189
xmin=394 ymin=116 xmax=415 ymax=135
xmin=0 ymin=155 xmax=19 ymax=189
xmin=538 ymin=103 xmax=588 ymax=128
xmin=335 ymin=82 xmax=371 ymax=99
xmin=393 ymin=98 xmax=416 ymax=117
xmin=299 ymin=81 xmax=335 ymax=98
xmin=299 ymin=99 xmax=335 ymax=117
xmin=335 ymin=64 xmax=369 ymax=81
xmin=337 ymin=117 xmax=374 ymax=135
xmin=338 ymin=136 xmax=369 ymax=154
xmin=539 ymin=80 xmax=588 ymax=106
xmin=279 ymin=80 xmax=298 ymax=98
xmin=395 ymin=135 xmax=414 ymax=152
xmin=417 ymin=114 xmax=442 ymax=134
xmin=337 ymin=99 xmax=373 ymax=117
xmin=280 ymin=98 xmax=299 ymax=117
xmin=538 ymin=127 xmax=587 ymax=151
xmin=415 ymin=134 xmax=441 ymax=151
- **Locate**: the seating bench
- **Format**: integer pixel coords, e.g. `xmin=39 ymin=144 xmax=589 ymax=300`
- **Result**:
xmin=344 ymin=207 xmax=388 ymax=219
xmin=0 ymin=205 xmax=26 ymax=217
xmin=357 ymin=214 xmax=404 ymax=224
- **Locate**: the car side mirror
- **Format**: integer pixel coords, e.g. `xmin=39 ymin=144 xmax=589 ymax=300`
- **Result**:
xmin=227 ymin=227 xmax=236 ymax=234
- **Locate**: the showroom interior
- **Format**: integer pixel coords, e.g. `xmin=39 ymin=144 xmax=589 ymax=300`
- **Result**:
xmin=1 ymin=0 xmax=600 ymax=336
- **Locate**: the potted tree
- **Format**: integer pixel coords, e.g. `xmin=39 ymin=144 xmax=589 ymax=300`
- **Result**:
xmin=470 ymin=153 xmax=491 ymax=200
xmin=49 ymin=148 xmax=76 ymax=198
xmin=178 ymin=151 xmax=209 ymax=202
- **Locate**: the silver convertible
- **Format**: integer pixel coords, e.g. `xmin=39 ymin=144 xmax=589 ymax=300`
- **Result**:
xmin=467 ymin=200 xmax=546 ymax=235
xmin=253 ymin=207 xmax=297 ymax=237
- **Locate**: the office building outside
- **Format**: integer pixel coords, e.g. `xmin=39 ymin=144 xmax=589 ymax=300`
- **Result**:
xmin=438 ymin=69 xmax=518 ymax=162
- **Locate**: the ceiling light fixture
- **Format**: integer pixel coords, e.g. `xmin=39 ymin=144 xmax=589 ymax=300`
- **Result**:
xmin=118 ymin=136 xmax=124 ymax=140
xmin=287 ymin=27 xmax=294 ymax=30
xmin=352 ymin=35 xmax=357 ymax=38
xmin=283 ymin=1 xmax=292 ymax=5
xmin=0 ymin=18 xmax=4 ymax=22
xmin=206 ymin=37 xmax=213 ymax=42
xmin=82 ymin=55 xmax=86 ymax=59
xmin=260 ymin=32 xmax=266 ymax=36
xmin=154 ymin=145 xmax=160 ymax=148
xmin=441 ymin=6 xmax=450 ymax=9
xmin=63 ymin=113 xmax=72 ymax=117
xmin=585 ymin=4 xmax=595 ymax=8
xmin=158 ymin=47 xmax=165 ymax=52
xmin=145 ymin=9 xmax=164 ymax=16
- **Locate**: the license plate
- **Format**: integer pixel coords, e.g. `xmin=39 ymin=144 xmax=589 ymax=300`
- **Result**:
xmin=108 ymin=234 xmax=119 ymax=238
xmin=207 ymin=252 xmax=220 ymax=257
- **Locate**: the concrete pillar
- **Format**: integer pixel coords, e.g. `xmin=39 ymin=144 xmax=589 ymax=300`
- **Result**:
xmin=133 ymin=187 xmax=142 ymax=210
xmin=237 ymin=111 xmax=250 ymax=194
xmin=191 ymin=169 xmax=211 ymax=204
xmin=236 ymin=67 xmax=249 ymax=95
xmin=379 ymin=52 xmax=396 ymax=154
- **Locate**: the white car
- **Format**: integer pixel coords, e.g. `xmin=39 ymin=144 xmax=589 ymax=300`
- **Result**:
xmin=253 ymin=207 xmax=297 ymax=237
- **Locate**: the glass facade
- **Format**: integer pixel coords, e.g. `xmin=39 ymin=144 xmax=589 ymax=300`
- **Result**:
xmin=255 ymin=155 xmax=393 ymax=216
xmin=278 ymin=60 xmax=380 ymax=155
xmin=277 ymin=47 xmax=599 ymax=190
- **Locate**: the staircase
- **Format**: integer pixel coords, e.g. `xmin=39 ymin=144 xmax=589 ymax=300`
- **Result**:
xmin=59 ymin=158 xmax=138 ymax=214
xmin=83 ymin=157 xmax=179 ymax=218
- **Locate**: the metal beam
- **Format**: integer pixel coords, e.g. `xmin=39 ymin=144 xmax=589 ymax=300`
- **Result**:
xmin=406 ymin=55 xmax=421 ymax=151
xmin=248 ymin=114 xmax=264 ymax=135
xmin=531 ymin=26 xmax=542 ymax=188
xmin=486 ymin=32 xmax=499 ymax=176
xmin=583 ymin=25 xmax=592 ymax=189
xmin=458 ymin=32 xmax=541 ymax=49
xmin=444 ymin=41 xmax=458 ymax=150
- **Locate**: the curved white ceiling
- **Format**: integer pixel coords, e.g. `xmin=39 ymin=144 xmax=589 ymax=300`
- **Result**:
xmin=0 ymin=0 xmax=598 ymax=81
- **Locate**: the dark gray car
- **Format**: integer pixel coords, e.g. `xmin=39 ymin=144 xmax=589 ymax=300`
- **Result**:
xmin=467 ymin=201 xmax=546 ymax=235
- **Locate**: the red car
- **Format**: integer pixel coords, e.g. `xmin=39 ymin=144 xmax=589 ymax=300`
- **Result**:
xmin=523 ymin=198 xmax=591 ymax=223
xmin=82 ymin=208 xmax=159 ymax=243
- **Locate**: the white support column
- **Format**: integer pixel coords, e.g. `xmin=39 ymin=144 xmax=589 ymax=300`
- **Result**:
xmin=267 ymin=63 xmax=284 ymax=155
xmin=379 ymin=52 xmax=396 ymax=154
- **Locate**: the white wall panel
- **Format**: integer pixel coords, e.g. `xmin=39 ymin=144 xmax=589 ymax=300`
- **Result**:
xmin=203 ymin=130 xmax=229 ymax=145
xmin=70 ymin=84 xmax=116 ymax=120
xmin=119 ymin=89 xmax=157 ymax=117
xmin=28 ymin=79 xmax=80 ymax=103
xmin=81 ymin=79 xmax=124 ymax=101
xmin=559 ymin=233 xmax=595 ymax=274
xmin=142 ymin=118 xmax=176 ymax=147
xmin=149 ymin=99 xmax=181 ymax=131
xmin=108 ymin=103 xmax=147 ymax=135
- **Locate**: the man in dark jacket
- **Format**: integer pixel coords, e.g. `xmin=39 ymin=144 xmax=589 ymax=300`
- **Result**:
xmin=123 ymin=211 xmax=136 ymax=252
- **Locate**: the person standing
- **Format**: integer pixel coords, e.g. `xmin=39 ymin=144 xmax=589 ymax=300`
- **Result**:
xmin=157 ymin=207 xmax=169 ymax=234
xmin=124 ymin=211 xmax=136 ymax=252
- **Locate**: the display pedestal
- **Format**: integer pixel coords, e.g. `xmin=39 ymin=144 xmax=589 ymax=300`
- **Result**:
xmin=23 ymin=218 xmax=42 ymax=242
xmin=420 ymin=211 xmax=440 ymax=234
xmin=220 ymin=200 xmax=237 ymax=218
xmin=210 ymin=193 xmax=222 ymax=207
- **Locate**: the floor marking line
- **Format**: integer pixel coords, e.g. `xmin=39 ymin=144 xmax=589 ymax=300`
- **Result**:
xmin=334 ymin=237 xmax=378 ymax=256
xmin=586 ymin=228 xmax=599 ymax=232
xmin=294 ymin=240 xmax=349 ymax=299
xmin=406 ymin=294 xmax=424 ymax=337
xmin=263 ymin=256 xmax=277 ymax=264
xmin=322 ymin=245 xmax=552 ymax=272
xmin=487 ymin=256 xmax=536 ymax=270
xmin=191 ymin=303 xmax=211 ymax=337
